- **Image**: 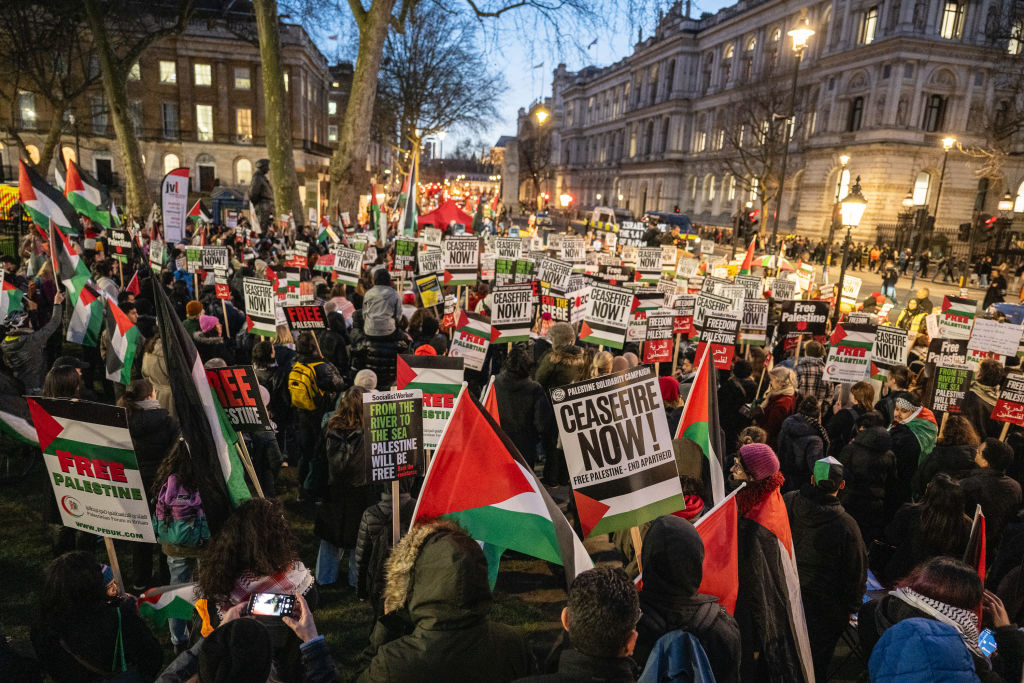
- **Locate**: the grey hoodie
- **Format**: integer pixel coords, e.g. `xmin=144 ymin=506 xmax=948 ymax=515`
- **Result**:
xmin=2 ymin=303 xmax=63 ymax=393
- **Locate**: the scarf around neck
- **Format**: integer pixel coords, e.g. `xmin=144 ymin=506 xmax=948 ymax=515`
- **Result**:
xmin=970 ymin=381 xmax=999 ymax=406
xmin=891 ymin=587 xmax=984 ymax=659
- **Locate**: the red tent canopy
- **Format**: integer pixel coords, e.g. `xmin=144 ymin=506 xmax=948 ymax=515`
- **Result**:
xmin=418 ymin=199 xmax=474 ymax=233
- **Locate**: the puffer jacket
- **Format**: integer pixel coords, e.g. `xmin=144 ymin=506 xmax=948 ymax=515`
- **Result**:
xmin=912 ymin=442 xmax=978 ymax=499
xmin=1 ymin=302 xmax=63 ymax=394
xmin=357 ymin=520 xmax=535 ymax=682
xmin=493 ymin=371 xmax=556 ymax=466
xmin=354 ymin=492 xmax=417 ymax=610
xmin=352 ymin=333 xmax=410 ymax=391
xmin=534 ymin=345 xmax=587 ymax=390
xmin=776 ymin=413 xmax=826 ymax=491
xmin=838 ymin=426 xmax=899 ymax=544
xmin=867 ymin=617 xmax=979 ymax=683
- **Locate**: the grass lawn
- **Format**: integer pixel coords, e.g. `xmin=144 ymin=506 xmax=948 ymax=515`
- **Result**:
xmin=0 ymin=461 xmax=613 ymax=678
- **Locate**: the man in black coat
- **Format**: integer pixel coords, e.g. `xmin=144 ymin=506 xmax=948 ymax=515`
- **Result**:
xmin=494 ymin=345 xmax=556 ymax=467
xmin=718 ymin=360 xmax=756 ymax=456
xmin=960 ymin=438 xmax=1022 ymax=559
xmin=785 ymin=457 xmax=867 ymax=682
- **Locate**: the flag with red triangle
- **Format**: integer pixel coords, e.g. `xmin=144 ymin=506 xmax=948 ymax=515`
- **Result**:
xmin=413 ymin=386 xmax=592 ymax=587
xmin=481 ymin=375 xmax=500 ymax=426
xmin=125 ymin=271 xmax=141 ymax=297
xmin=694 ymin=483 xmax=742 ymax=614
xmin=19 ymin=160 xmax=82 ymax=235
xmin=738 ymin=237 xmax=756 ymax=275
xmin=187 ymin=200 xmax=211 ymax=223
xmin=674 ymin=344 xmax=727 ymax=503
xmin=104 ymin=296 xmax=141 ymax=385
xmin=51 ymin=225 xmax=104 ymax=346
xmin=65 ymin=160 xmax=111 ymax=228
xmin=964 ymin=504 xmax=986 ymax=621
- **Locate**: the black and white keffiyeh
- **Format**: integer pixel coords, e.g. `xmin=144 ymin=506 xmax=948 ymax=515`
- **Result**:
xmin=891 ymin=587 xmax=984 ymax=658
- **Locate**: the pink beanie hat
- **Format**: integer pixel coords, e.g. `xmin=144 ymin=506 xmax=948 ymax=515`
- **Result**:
xmin=739 ymin=442 xmax=780 ymax=481
xmin=199 ymin=314 xmax=219 ymax=333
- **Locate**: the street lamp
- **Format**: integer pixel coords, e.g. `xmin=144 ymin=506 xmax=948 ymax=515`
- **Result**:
xmin=826 ymin=154 xmax=850 ymax=269
xmin=999 ymin=192 xmax=1014 ymax=213
xmin=535 ymin=107 xmax=550 ymax=125
xmin=833 ymin=176 xmax=867 ymax=326
xmin=770 ymin=9 xmax=814 ymax=252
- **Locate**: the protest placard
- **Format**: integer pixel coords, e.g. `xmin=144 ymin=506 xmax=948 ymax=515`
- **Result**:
xmin=397 ymin=355 xmax=463 ymax=451
xmin=993 ymin=375 xmax=1024 ymax=426
xmin=415 ymin=274 xmax=443 ymax=308
xmin=656 ymin=279 xmax=678 ymax=305
xmin=149 ymin=239 xmax=166 ymax=267
xmin=392 ymin=238 xmax=417 ymax=278
xmin=214 ymin=269 xmax=231 ymax=301
xmin=422 ymin=227 xmax=442 ymax=247
xmin=675 ymin=257 xmax=699 ymax=281
xmin=701 ymin=275 xmax=731 ymax=295
xmin=537 ymin=256 xmax=573 ymax=293
xmin=283 ymin=305 xmax=327 ymax=331
xmin=846 ymin=312 xmax=875 ymax=325
xmin=932 ymin=364 xmax=973 ymax=414
xmin=693 ymin=292 xmax=731 ymax=331
xmin=580 ymin=284 xmax=634 ymax=349
xmin=449 ymin=312 xmax=499 ymax=371
xmin=939 ymin=296 xmax=977 ymax=339
xmin=637 ymin=247 xmax=663 ymax=284
xmin=496 ymin=237 xmax=522 ymax=261
xmin=734 ymin=274 xmax=763 ymax=300
xmin=186 ymin=246 xmax=203 ymax=273
xmin=547 ymin=233 xmax=566 ymax=252
xmin=717 ymin=283 xmax=746 ymax=311
xmin=363 ymin=390 xmax=423 ymax=481
xmin=202 ymin=246 xmax=230 ymax=272
xmin=626 ymin=289 xmax=664 ymax=343
xmin=561 ymin=238 xmax=587 ymax=272
xmin=644 ymin=309 xmax=675 ymax=363
xmin=569 ymin=287 xmax=590 ymax=326
xmin=491 ymin=284 xmax=534 ymax=343
xmin=549 ymin=365 xmax=683 ymax=537
xmin=872 ymin=326 xmax=910 ymax=378
xmin=514 ymin=257 xmax=534 ymax=283
xmin=243 ymin=277 xmax=275 ymax=336
xmin=660 ymin=245 xmax=678 ymax=273
xmin=107 ymin=229 xmax=132 ymax=262
xmin=672 ymin=294 xmax=696 ymax=335
xmin=696 ymin=312 xmax=741 ymax=369
xmin=968 ymin=318 xmax=1024 ymax=357
xmin=332 ymin=246 xmax=363 ymax=286
xmin=442 ymin=236 xmax=479 ymax=286
xmin=927 ymin=338 xmax=969 ymax=367
xmin=824 ymin=323 xmax=876 ymax=382
xmin=618 ymin=221 xmax=646 ymax=247
xmin=771 ymin=277 xmax=796 ymax=300
xmin=740 ymin=299 xmax=769 ymax=346
xmin=417 ymin=246 xmax=443 ymax=276
xmin=778 ymin=300 xmax=829 ymax=337
xmin=840 ymin=275 xmax=862 ymax=307
xmin=205 ymin=365 xmax=273 ymax=433
xmin=700 ymin=240 xmax=716 ymax=256
xmin=28 ymin=397 xmax=156 ymax=543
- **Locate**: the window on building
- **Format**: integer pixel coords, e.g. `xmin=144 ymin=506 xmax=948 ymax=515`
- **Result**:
xmin=163 ymin=153 xmax=180 ymax=175
xmin=17 ymin=91 xmax=36 ymax=130
xmin=644 ymin=121 xmax=654 ymax=155
xmin=95 ymin=158 xmax=113 ymax=187
xmin=859 ymin=6 xmax=878 ymax=44
xmin=728 ymin=175 xmax=737 ymax=201
xmin=236 ymin=158 xmax=252 ymax=185
xmin=707 ymin=176 xmax=716 ymax=202
xmin=882 ymin=64 xmax=891 ymax=79
xmin=236 ymin=108 xmax=252 ymax=143
xmin=722 ymin=43 xmax=734 ymax=83
xmin=743 ymin=37 xmax=756 ymax=80
xmin=695 ymin=130 xmax=707 ymax=152
xmin=129 ymin=100 xmax=142 ymax=137
xmin=665 ymin=60 xmax=675 ymax=99
xmin=1014 ymin=180 xmax=1024 ymax=213
xmin=91 ymin=96 xmax=107 ymax=135
xmin=690 ymin=176 xmax=698 ymax=200
xmin=196 ymin=104 xmax=214 ymax=142
xmin=128 ymin=62 xmax=141 ymax=81
xmin=283 ymin=73 xmax=289 ymax=91
xmin=738 ymin=124 xmax=746 ymax=148
xmin=197 ymin=157 xmax=216 ymax=192
xmin=749 ymin=177 xmax=760 ymax=202
xmin=328 ymin=100 xmax=337 ymax=115
xmin=661 ymin=117 xmax=670 ymax=152
xmin=922 ymin=94 xmax=946 ymax=132
xmin=234 ymin=67 xmax=251 ymax=90
xmin=328 ymin=125 xmax=338 ymax=142
xmin=904 ymin=63 xmax=914 ymax=78
xmin=159 ymin=60 xmax=176 ymax=84
xmin=629 ymin=124 xmax=638 ymax=156
xmin=1010 ymin=20 xmax=1023 ymax=55
xmin=912 ymin=171 xmax=931 ymax=205
xmin=162 ymin=102 xmax=178 ymax=139
xmin=649 ymin=65 xmax=659 ymax=105
xmin=713 ymin=129 xmax=724 ymax=150
xmin=194 ymin=63 xmax=212 ymax=86
xmin=847 ymin=97 xmax=864 ymax=131
xmin=940 ymin=1 xmax=965 ymax=39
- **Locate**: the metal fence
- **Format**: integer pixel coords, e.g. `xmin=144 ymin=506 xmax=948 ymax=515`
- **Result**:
xmin=0 ymin=215 xmax=30 ymax=259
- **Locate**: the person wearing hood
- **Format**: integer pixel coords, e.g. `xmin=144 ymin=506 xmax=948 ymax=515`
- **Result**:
xmin=837 ymin=411 xmax=899 ymax=545
xmin=777 ymin=396 xmax=830 ymax=493
xmin=889 ymin=395 xmax=938 ymax=503
xmin=317 ymin=302 xmax=351 ymax=381
xmin=494 ymin=344 xmax=556 ymax=468
xmin=960 ymin=358 xmax=1004 ymax=439
xmin=784 ymin=457 xmax=867 ymax=680
xmin=356 ymin=519 xmax=534 ymax=682
xmin=633 ymin=516 xmax=741 ymax=682
xmin=1 ymin=291 xmax=64 ymax=395
xmin=912 ymin=415 xmax=980 ymax=499
xmin=362 ymin=267 xmax=403 ymax=337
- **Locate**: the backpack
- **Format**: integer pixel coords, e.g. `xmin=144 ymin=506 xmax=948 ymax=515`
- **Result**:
xmin=288 ymin=361 xmax=325 ymax=412
xmin=152 ymin=474 xmax=210 ymax=548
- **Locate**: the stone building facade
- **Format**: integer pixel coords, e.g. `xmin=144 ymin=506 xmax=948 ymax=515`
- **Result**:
xmin=542 ymin=0 xmax=1024 ymax=247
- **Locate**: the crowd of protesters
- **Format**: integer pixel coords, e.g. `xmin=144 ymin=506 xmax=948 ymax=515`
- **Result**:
xmin=3 ymin=212 xmax=1024 ymax=683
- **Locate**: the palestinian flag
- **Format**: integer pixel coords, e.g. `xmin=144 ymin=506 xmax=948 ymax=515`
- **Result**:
xmin=0 ymin=394 xmax=37 ymax=446
xmin=138 ymin=584 xmax=199 ymax=627
xmin=104 ymin=297 xmax=141 ymax=385
xmin=187 ymin=200 xmax=211 ymax=223
xmin=413 ymin=386 xmax=592 ymax=587
xmin=125 ymin=271 xmax=141 ymax=296
xmin=694 ymin=483 xmax=742 ymax=614
xmin=54 ymin=152 xmax=68 ymax=192
xmin=481 ymin=375 xmax=500 ymax=425
xmin=674 ymin=344 xmax=726 ymax=503
xmin=964 ymin=504 xmax=986 ymax=621
xmin=1 ymin=278 xmax=24 ymax=318
xmin=940 ymin=296 xmax=977 ymax=339
xmin=744 ymin=483 xmax=815 ymax=683
xmin=19 ymin=160 xmax=82 ymax=235
xmin=369 ymin=183 xmax=382 ymax=245
xmin=738 ymin=237 xmax=756 ymax=275
xmin=317 ymin=216 xmax=337 ymax=245
xmin=153 ymin=279 xmax=251 ymax=510
xmin=903 ymin=405 xmax=939 ymax=464
xmin=52 ymin=225 xmax=104 ymax=346
xmin=396 ymin=149 xmax=418 ymax=237
xmin=313 ymin=252 xmax=334 ymax=273
xmin=827 ymin=323 xmax=877 ymax=379
xmin=65 ymin=161 xmax=111 ymax=228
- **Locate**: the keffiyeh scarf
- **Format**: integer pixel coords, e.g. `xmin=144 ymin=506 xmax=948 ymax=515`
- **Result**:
xmin=227 ymin=561 xmax=314 ymax=609
xmin=891 ymin=587 xmax=984 ymax=659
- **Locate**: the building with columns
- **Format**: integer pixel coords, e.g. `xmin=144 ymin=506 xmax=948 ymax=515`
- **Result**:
xmin=538 ymin=0 xmax=1024 ymax=253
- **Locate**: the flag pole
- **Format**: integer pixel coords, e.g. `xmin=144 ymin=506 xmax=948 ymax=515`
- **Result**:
xmin=630 ymin=526 xmax=644 ymax=574
xmin=392 ymin=480 xmax=402 ymax=545
xmin=235 ymin=436 xmax=265 ymax=499
xmin=103 ymin=537 xmax=125 ymax=597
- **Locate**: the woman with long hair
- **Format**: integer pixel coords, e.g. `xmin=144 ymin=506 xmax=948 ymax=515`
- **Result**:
xmin=753 ymin=366 xmax=797 ymax=449
xmin=589 ymin=350 xmax=614 ymax=378
xmin=827 ymin=380 xmax=874 ymax=457
xmin=314 ymin=386 xmax=378 ymax=589
xmin=913 ymin=415 xmax=981 ymax=499
xmin=880 ymin=473 xmax=972 ymax=585
xmin=41 ymin=364 xmax=82 ymax=399
xmin=140 ymin=330 xmax=175 ymax=417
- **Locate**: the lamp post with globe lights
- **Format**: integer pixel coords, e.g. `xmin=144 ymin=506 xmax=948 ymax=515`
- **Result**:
xmin=833 ymin=177 xmax=868 ymax=326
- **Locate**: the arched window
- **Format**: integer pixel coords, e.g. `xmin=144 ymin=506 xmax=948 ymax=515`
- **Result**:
xmin=912 ymin=171 xmax=931 ymax=205
xmin=644 ymin=120 xmax=655 ymax=156
xmin=236 ymin=158 xmax=252 ymax=185
xmin=847 ymin=97 xmax=865 ymax=131
xmin=1014 ymin=180 xmax=1024 ymax=213
xmin=61 ymin=147 xmax=76 ymax=164
xmin=665 ymin=60 xmax=676 ymax=99
xmin=721 ymin=43 xmax=734 ymax=83
xmin=728 ymin=175 xmax=737 ymax=201
xmin=24 ymin=145 xmax=40 ymax=164
xmin=163 ymin=153 xmax=180 ymax=175
xmin=706 ymin=175 xmax=717 ymax=202
xmin=196 ymin=153 xmax=216 ymax=192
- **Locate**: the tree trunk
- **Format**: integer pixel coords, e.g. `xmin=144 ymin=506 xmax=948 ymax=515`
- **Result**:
xmin=329 ymin=1 xmax=396 ymax=219
xmin=36 ymin=109 xmax=64 ymax=175
xmin=82 ymin=0 xmax=150 ymax=219
xmin=253 ymin=0 xmax=304 ymax=227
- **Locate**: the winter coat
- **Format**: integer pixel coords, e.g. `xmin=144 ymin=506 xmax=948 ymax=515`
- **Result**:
xmin=888 ymin=423 xmax=923 ymax=503
xmin=317 ymin=311 xmax=351 ymax=381
xmin=960 ymin=388 xmax=1002 ymax=439
xmin=837 ymin=426 xmax=899 ymax=544
xmin=535 ymin=346 xmax=587 ymax=391
xmin=314 ymin=426 xmax=377 ymax=549
xmin=913 ymin=442 xmax=978 ymax=499
xmin=352 ymin=333 xmax=409 ymax=391
xmin=357 ymin=520 xmax=535 ymax=682
xmin=881 ymin=503 xmax=971 ymax=585
xmin=192 ymin=329 xmax=234 ymax=365
xmin=776 ymin=414 xmax=825 ymax=490
xmin=494 ymin=371 xmax=557 ymax=467
xmin=141 ymin=341 xmax=175 ymax=418
xmin=126 ymin=405 xmax=181 ymax=494
xmin=634 ymin=516 xmax=741 ymax=683
xmin=754 ymin=393 xmax=796 ymax=449
xmin=867 ymin=617 xmax=979 ymax=683
xmin=718 ymin=375 xmax=755 ymax=456
xmin=826 ymin=404 xmax=867 ymax=458
xmin=292 ymin=352 xmax=346 ymax=417
xmin=959 ymin=470 xmax=1022 ymax=553
xmin=1 ymin=302 xmax=62 ymax=394
xmin=515 ymin=648 xmax=638 ymax=682
xmin=355 ymin=493 xmax=417 ymax=610
xmin=255 ymin=358 xmax=295 ymax=425
xmin=156 ymin=632 xmax=338 ymax=683
xmin=362 ymin=284 xmax=403 ymax=337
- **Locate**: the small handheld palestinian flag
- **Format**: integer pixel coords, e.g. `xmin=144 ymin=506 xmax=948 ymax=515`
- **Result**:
xmin=0 ymin=394 xmax=36 ymax=446
xmin=0 ymin=276 xmax=24 ymax=319
xmin=51 ymin=225 xmax=104 ymax=346
xmin=138 ymin=584 xmax=199 ymax=627
xmin=104 ymin=296 xmax=141 ymax=385
xmin=737 ymin=237 xmax=756 ymax=275
xmin=187 ymin=200 xmax=211 ymax=224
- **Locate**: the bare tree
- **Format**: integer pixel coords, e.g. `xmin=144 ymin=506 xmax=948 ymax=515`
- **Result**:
xmin=517 ymin=115 xmax=551 ymax=200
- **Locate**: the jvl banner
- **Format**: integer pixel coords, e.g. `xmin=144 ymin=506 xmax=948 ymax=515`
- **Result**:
xmin=396 ymin=355 xmax=464 ymax=451
xmin=161 ymin=168 xmax=189 ymax=244
xmin=824 ymin=323 xmax=876 ymax=382
xmin=580 ymin=284 xmax=635 ymax=350
xmin=28 ymin=397 xmax=156 ymax=543
xmin=993 ymin=375 xmax=1024 ymax=427
xmin=362 ymin=389 xmax=423 ymax=482
xmin=550 ymin=365 xmax=683 ymax=538
xmin=491 ymin=284 xmax=534 ymax=344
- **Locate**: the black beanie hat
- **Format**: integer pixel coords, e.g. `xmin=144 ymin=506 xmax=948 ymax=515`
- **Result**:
xmin=198 ymin=619 xmax=272 ymax=683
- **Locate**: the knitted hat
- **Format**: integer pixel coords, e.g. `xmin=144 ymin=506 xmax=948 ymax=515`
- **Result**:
xmin=415 ymin=344 xmax=437 ymax=356
xmin=813 ymin=456 xmax=844 ymax=492
xmin=739 ymin=442 xmax=780 ymax=481
xmin=186 ymin=300 xmax=204 ymax=318
xmin=658 ymin=376 xmax=680 ymax=404
xmin=198 ymin=619 xmax=272 ymax=683
xmin=200 ymin=314 xmax=219 ymax=333
xmin=548 ymin=322 xmax=576 ymax=350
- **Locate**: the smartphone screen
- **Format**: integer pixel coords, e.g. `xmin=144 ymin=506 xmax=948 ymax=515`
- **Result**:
xmin=979 ymin=628 xmax=997 ymax=657
xmin=249 ymin=593 xmax=294 ymax=617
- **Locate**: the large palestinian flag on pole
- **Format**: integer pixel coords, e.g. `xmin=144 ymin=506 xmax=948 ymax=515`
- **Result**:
xmin=19 ymin=160 xmax=82 ymax=235
xmin=153 ymin=279 xmax=252 ymax=510
xmin=675 ymin=344 xmax=727 ymax=503
xmin=694 ymin=483 xmax=742 ymax=614
xmin=396 ymin=148 xmax=418 ymax=237
xmin=413 ymin=386 xmax=592 ymax=588
xmin=51 ymin=225 xmax=104 ymax=346
xmin=104 ymin=297 xmax=140 ymax=385
xmin=65 ymin=160 xmax=111 ymax=228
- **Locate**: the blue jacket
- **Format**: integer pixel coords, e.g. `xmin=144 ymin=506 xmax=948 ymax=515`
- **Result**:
xmin=868 ymin=618 xmax=979 ymax=682
xmin=638 ymin=630 xmax=716 ymax=683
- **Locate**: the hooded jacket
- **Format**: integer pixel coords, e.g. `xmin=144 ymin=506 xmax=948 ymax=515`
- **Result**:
xmin=634 ymin=516 xmax=741 ymax=683
xmin=317 ymin=311 xmax=351 ymax=379
xmin=1 ymin=302 xmax=63 ymax=394
xmin=535 ymin=346 xmax=587 ymax=391
xmin=357 ymin=520 xmax=534 ymax=682
xmin=913 ymin=442 xmax=978 ymax=499
xmin=776 ymin=414 xmax=826 ymax=491
xmin=494 ymin=370 xmax=557 ymax=466
xmin=837 ymin=426 xmax=899 ymax=544
xmin=960 ymin=382 xmax=1002 ymax=439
